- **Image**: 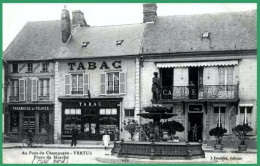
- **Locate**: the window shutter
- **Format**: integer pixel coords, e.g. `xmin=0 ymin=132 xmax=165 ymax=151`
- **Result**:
xmin=19 ymin=79 xmax=26 ymax=101
xmin=83 ymin=73 xmax=89 ymax=95
xmin=65 ymin=74 xmax=71 ymax=95
xmin=119 ymin=72 xmax=126 ymax=94
xmin=32 ymin=79 xmax=38 ymax=101
xmin=100 ymin=73 xmax=106 ymax=95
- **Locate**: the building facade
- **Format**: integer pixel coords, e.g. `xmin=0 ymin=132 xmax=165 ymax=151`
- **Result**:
xmin=3 ymin=4 xmax=257 ymax=147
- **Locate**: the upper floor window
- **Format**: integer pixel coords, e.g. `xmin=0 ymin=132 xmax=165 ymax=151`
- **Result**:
xmin=218 ymin=67 xmax=233 ymax=85
xmin=42 ymin=62 xmax=49 ymax=72
xmin=10 ymin=79 xmax=19 ymax=96
xmin=12 ymin=64 xmax=18 ymax=73
xmin=100 ymin=72 xmax=126 ymax=95
xmin=27 ymin=63 xmax=33 ymax=72
xmin=64 ymin=73 xmax=89 ymax=95
xmin=39 ymin=79 xmax=50 ymax=96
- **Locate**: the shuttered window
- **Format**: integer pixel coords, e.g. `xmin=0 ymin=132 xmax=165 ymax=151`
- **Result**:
xmin=32 ymin=79 xmax=38 ymax=101
xmin=83 ymin=73 xmax=89 ymax=95
xmin=64 ymin=74 xmax=71 ymax=95
xmin=19 ymin=79 xmax=26 ymax=101
xmin=100 ymin=72 xmax=126 ymax=95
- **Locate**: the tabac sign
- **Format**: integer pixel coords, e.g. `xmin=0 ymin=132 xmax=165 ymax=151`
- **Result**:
xmin=68 ymin=61 xmax=121 ymax=70
xmin=9 ymin=105 xmax=53 ymax=111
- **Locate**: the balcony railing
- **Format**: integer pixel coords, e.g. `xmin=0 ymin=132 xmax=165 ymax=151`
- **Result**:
xmin=161 ymin=85 xmax=238 ymax=100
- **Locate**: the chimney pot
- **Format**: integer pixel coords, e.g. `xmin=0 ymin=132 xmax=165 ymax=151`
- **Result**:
xmin=72 ymin=10 xmax=88 ymax=27
xmin=61 ymin=8 xmax=71 ymax=43
xmin=143 ymin=3 xmax=157 ymax=23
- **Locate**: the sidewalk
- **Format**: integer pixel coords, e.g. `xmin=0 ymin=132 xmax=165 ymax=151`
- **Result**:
xmin=2 ymin=142 xmax=257 ymax=154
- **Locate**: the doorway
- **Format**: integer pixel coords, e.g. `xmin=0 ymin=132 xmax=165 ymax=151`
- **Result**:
xmin=188 ymin=113 xmax=203 ymax=142
xmin=189 ymin=67 xmax=203 ymax=99
xmin=160 ymin=68 xmax=173 ymax=99
xmin=81 ymin=115 xmax=98 ymax=140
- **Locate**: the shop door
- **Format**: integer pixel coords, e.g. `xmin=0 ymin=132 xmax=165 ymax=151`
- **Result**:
xmin=81 ymin=116 xmax=98 ymax=140
xmin=188 ymin=113 xmax=203 ymax=142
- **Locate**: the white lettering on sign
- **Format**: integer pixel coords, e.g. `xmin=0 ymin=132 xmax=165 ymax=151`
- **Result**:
xmin=79 ymin=102 xmax=102 ymax=107
xmin=11 ymin=106 xmax=51 ymax=111
xmin=163 ymin=90 xmax=172 ymax=96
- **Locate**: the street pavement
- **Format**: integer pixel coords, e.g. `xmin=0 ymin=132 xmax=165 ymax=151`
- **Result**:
xmin=2 ymin=143 xmax=257 ymax=164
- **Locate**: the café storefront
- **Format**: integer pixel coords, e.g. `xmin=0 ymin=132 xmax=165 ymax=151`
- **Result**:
xmin=59 ymin=98 xmax=122 ymax=141
xmin=5 ymin=104 xmax=54 ymax=143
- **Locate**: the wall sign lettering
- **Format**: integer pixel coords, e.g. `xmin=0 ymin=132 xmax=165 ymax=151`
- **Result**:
xmin=68 ymin=61 xmax=121 ymax=70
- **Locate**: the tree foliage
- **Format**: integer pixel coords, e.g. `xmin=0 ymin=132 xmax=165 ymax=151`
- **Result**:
xmin=209 ymin=126 xmax=227 ymax=144
xmin=232 ymin=123 xmax=253 ymax=145
xmin=143 ymin=105 xmax=171 ymax=114
xmin=161 ymin=120 xmax=184 ymax=136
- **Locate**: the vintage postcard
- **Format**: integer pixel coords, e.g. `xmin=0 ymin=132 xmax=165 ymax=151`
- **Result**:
xmin=2 ymin=3 xmax=257 ymax=164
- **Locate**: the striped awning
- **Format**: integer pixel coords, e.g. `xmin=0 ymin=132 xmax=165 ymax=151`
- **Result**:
xmin=156 ymin=60 xmax=238 ymax=68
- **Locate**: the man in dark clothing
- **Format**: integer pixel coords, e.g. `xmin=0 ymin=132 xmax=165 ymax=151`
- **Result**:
xmin=71 ymin=125 xmax=79 ymax=146
xmin=27 ymin=130 xmax=34 ymax=147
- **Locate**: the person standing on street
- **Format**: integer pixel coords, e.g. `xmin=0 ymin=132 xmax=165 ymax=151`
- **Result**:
xmin=102 ymin=130 xmax=110 ymax=150
xmin=71 ymin=125 xmax=79 ymax=146
xmin=27 ymin=130 xmax=34 ymax=147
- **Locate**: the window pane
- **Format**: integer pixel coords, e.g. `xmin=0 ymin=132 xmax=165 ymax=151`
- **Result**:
xmin=40 ymin=80 xmax=44 ymax=96
xmin=100 ymin=109 xmax=105 ymax=115
xmin=111 ymin=108 xmax=117 ymax=115
xmin=106 ymin=109 xmax=111 ymax=115
xmin=130 ymin=109 xmax=135 ymax=117
xmin=107 ymin=73 xmax=113 ymax=93
xmin=70 ymin=109 xmax=76 ymax=114
xmin=76 ymin=109 xmax=81 ymax=115
xmin=78 ymin=74 xmax=83 ymax=94
xmin=65 ymin=109 xmax=70 ymax=115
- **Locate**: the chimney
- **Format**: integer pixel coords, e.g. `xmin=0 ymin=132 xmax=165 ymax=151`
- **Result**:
xmin=61 ymin=6 xmax=71 ymax=43
xmin=72 ymin=10 xmax=88 ymax=27
xmin=143 ymin=3 xmax=157 ymax=23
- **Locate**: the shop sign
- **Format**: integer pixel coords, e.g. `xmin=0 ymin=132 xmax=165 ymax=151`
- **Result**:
xmin=10 ymin=105 xmax=52 ymax=111
xmin=79 ymin=101 xmax=102 ymax=107
xmin=68 ymin=61 xmax=121 ymax=70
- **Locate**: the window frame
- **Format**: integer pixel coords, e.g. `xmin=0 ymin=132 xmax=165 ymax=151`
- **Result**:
xmin=12 ymin=64 xmax=19 ymax=73
xmin=124 ymin=109 xmax=135 ymax=117
xmin=107 ymin=72 xmax=120 ymax=95
xmin=238 ymin=106 xmax=253 ymax=127
xmin=213 ymin=106 xmax=229 ymax=134
xmin=42 ymin=62 xmax=49 ymax=72
xmin=27 ymin=63 xmax=33 ymax=72
xmin=38 ymin=78 xmax=50 ymax=100
xmin=10 ymin=79 xmax=19 ymax=97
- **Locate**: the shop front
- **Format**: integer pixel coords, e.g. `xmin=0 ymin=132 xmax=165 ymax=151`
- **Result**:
xmin=59 ymin=98 xmax=122 ymax=141
xmin=5 ymin=104 xmax=54 ymax=143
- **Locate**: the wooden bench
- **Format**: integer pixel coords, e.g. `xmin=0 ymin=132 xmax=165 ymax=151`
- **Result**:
xmin=61 ymin=135 xmax=72 ymax=144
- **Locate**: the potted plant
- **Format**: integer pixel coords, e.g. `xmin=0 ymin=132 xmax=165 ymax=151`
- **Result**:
xmin=209 ymin=126 xmax=227 ymax=150
xmin=123 ymin=119 xmax=140 ymax=141
xmin=161 ymin=120 xmax=184 ymax=141
xmin=232 ymin=123 xmax=253 ymax=151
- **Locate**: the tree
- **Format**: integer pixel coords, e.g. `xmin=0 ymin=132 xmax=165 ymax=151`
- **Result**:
xmin=209 ymin=126 xmax=227 ymax=144
xmin=232 ymin=123 xmax=253 ymax=145
xmin=123 ymin=119 xmax=140 ymax=141
xmin=161 ymin=121 xmax=184 ymax=138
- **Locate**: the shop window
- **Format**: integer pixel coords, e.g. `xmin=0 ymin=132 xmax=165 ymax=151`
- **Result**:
xmin=27 ymin=63 xmax=33 ymax=72
xmin=100 ymin=72 xmax=126 ymax=95
xmin=22 ymin=111 xmax=36 ymax=133
xmin=64 ymin=74 xmax=89 ymax=95
xmin=213 ymin=107 xmax=227 ymax=131
xmin=10 ymin=111 xmax=19 ymax=132
xmin=12 ymin=64 xmax=18 ymax=73
xmin=238 ymin=106 xmax=253 ymax=127
xmin=63 ymin=109 xmax=81 ymax=134
xmin=39 ymin=111 xmax=49 ymax=133
xmin=125 ymin=109 xmax=135 ymax=117
xmin=100 ymin=108 xmax=117 ymax=115
xmin=42 ymin=62 xmax=49 ymax=72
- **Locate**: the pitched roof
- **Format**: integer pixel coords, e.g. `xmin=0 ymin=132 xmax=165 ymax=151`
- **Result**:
xmin=55 ymin=24 xmax=145 ymax=59
xmin=142 ymin=10 xmax=257 ymax=54
xmin=3 ymin=20 xmax=62 ymax=61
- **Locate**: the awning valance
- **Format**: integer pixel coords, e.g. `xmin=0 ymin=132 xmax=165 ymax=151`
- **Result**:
xmin=156 ymin=60 xmax=238 ymax=68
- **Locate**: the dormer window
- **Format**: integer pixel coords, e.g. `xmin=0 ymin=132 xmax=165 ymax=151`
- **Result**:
xmin=82 ymin=42 xmax=89 ymax=47
xmin=27 ymin=63 xmax=33 ymax=72
xmin=202 ymin=32 xmax=210 ymax=38
xmin=116 ymin=40 xmax=124 ymax=45
xmin=42 ymin=62 xmax=49 ymax=72
xmin=12 ymin=64 xmax=18 ymax=73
